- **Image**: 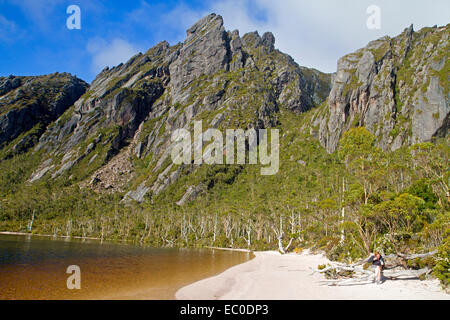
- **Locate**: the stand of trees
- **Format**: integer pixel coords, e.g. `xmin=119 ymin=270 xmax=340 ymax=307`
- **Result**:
xmin=0 ymin=117 xmax=448 ymax=287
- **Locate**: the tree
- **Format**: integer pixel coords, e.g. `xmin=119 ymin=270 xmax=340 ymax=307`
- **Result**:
xmin=317 ymin=198 xmax=338 ymax=237
xmin=407 ymin=179 xmax=439 ymax=210
xmin=341 ymin=184 xmax=378 ymax=255
xmin=411 ymin=141 xmax=449 ymax=208
xmin=373 ymin=193 xmax=425 ymax=251
xmin=338 ymin=127 xmax=384 ymax=205
xmin=385 ymin=146 xmax=412 ymax=193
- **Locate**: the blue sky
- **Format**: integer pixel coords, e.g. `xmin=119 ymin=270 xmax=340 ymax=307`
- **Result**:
xmin=1 ymin=0 xmax=449 ymax=83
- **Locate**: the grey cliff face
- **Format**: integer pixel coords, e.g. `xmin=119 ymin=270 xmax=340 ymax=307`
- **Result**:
xmin=169 ymin=14 xmax=231 ymax=104
xmin=317 ymin=24 xmax=449 ymax=153
xmin=0 ymin=73 xmax=88 ymax=155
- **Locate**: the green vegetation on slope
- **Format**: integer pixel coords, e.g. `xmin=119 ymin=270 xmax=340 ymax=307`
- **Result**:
xmin=0 ymin=107 xmax=448 ymax=287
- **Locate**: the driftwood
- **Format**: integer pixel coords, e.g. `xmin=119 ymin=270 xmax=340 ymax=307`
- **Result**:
xmin=388 ymin=250 xmax=438 ymax=260
xmin=313 ymin=251 xmax=437 ymax=286
xmin=383 ymin=268 xmax=432 ymax=279
xmin=384 ymin=250 xmax=438 ymax=269
xmin=319 ymin=275 xmax=374 ymax=286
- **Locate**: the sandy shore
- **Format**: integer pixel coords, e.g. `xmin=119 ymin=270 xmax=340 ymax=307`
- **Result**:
xmin=176 ymin=250 xmax=449 ymax=300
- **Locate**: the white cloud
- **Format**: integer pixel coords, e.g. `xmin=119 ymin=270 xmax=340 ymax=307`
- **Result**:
xmin=161 ymin=3 xmax=205 ymax=39
xmin=0 ymin=14 xmax=19 ymax=43
xmin=202 ymin=0 xmax=450 ymax=73
xmin=125 ymin=1 xmax=204 ymax=45
xmin=87 ymin=38 xmax=142 ymax=74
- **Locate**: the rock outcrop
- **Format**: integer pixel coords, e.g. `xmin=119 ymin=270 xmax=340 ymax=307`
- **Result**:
xmin=316 ymin=24 xmax=449 ymax=153
xmin=0 ymin=73 xmax=88 ymax=155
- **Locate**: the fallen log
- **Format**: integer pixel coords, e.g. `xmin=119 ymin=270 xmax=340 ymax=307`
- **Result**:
xmin=313 ymin=250 xmax=437 ymax=286
xmin=384 ymin=250 xmax=438 ymax=269
xmin=316 ymin=268 xmax=431 ymax=286
xmin=395 ymin=250 xmax=438 ymax=260
xmin=383 ymin=268 xmax=431 ymax=279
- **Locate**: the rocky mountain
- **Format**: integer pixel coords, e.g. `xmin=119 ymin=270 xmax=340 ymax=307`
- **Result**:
xmin=0 ymin=14 xmax=448 ymax=207
xmin=314 ymin=24 xmax=449 ymax=153
xmin=0 ymin=73 xmax=88 ymax=158
xmin=25 ymin=13 xmax=332 ymax=202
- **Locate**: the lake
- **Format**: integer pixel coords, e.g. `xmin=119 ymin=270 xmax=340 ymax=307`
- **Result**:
xmin=0 ymin=234 xmax=253 ymax=300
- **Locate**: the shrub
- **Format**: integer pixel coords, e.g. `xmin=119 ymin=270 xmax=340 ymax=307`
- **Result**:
xmin=433 ymin=236 xmax=450 ymax=288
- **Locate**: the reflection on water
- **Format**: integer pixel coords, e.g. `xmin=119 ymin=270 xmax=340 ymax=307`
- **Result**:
xmin=0 ymin=234 xmax=253 ymax=300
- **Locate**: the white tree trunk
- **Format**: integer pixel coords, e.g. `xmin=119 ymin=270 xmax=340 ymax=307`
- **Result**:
xmin=28 ymin=210 xmax=35 ymax=232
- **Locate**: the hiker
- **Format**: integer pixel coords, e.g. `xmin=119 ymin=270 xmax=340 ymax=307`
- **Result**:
xmin=371 ymin=251 xmax=385 ymax=284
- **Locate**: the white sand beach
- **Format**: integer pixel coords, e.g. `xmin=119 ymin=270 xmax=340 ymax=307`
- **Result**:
xmin=176 ymin=250 xmax=449 ymax=300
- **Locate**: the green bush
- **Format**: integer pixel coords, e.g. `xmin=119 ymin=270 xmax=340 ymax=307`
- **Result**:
xmin=433 ymin=236 xmax=450 ymax=288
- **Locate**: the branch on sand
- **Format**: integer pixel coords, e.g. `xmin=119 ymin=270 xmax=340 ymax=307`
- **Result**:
xmin=312 ymin=251 xmax=437 ymax=286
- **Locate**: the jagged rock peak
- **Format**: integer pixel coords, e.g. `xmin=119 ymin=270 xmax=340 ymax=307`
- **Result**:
xmin=242 ymin=31 xmax=262 ymax=48
xmin=186 ymin=13 xmax=224 ymax=37
xmin=262 ymin=32 xmax=275 ymax=51
xmin=316 ymin=24 xmax=449 ymax=153
xmin=406 ymin=24 xmax=414 ymax=35
xmin=145 ymin=40 xmax=170 ymax=56
xmin=169 ymin=14 xmax=230 ymax=103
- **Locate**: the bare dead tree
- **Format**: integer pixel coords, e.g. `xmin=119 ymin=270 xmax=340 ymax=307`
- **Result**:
xmin=272 ymin=216 xmax=294 ymax=254
xmin=223 ymin=215 xmax=234 ymax=241
xmin=212 ymin=212 xmax=218 ymax=244
xmin=28 ymin=209 xmax=35 ymax=232
xmin=242 ymin=219 xmax=253 ymax=247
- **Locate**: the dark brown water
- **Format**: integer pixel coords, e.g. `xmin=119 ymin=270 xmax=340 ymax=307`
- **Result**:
xmin=0 ymin=234 xmax=253 ymax=300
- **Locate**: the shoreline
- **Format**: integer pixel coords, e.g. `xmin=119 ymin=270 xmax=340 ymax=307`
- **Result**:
xmin=0 ymin=231 xmax=101 ymax=241
xmin=0 ymin=231 xmax=131 ymax=243
xmin=0 ymin=232 xmax=255 ymax=251
xmin=0 ymin=232 xmax=256 ymax=254
xmin=205 ymin=246 xmax=253 ymax=253
xmin=176 ymin=250 xmax=450 ymax=300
